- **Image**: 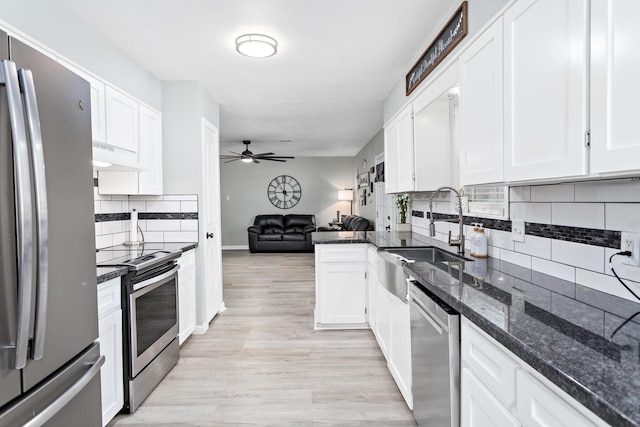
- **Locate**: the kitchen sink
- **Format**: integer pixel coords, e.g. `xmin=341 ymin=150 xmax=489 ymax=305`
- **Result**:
xmin=384 ymin=247 xmax=472 ymax=264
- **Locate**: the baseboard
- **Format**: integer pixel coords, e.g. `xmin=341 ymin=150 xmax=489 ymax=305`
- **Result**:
xmin=222 ymin=245 xmax=249 ymax=250
xmin=193 ymin=323 xmax=209 ymax=335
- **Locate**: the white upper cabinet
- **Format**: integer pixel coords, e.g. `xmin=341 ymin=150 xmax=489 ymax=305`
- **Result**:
xmin=503 ymin=0 xmax=589 ymax=182
xmin=459 ymin=18 xmax=504 ymax=186
xmin=590 ymin=0 xmax=640 ymax=175
xmin=84 ymin=74 xmax=107 ymax=144
xmin=413 ymin=61 xmax=458 ymax=191
xmin=106 ymin=86 xmax=139 ymax=154
xmin=384 ymin=104 xmax=414 ymax=193
xmin=137 ymin=105 xmax=163 ymax=195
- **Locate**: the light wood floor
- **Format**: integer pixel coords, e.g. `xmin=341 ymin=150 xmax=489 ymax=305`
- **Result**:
xmin=109 ymin=250 xmax=416 ymax=426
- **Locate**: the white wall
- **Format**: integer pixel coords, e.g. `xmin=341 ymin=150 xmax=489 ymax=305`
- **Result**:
xmin=353 ymin=129 xmax=384 ymax=226
xmin=0 ymin=0 xmax=162 ymax=109
xmin=220 ymin=157 xmax=354 ymax=247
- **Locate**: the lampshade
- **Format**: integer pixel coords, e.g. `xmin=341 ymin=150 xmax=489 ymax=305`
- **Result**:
xmin=338 ymin=189 xmax=353 ymax=201
xmin=235 ymin=34 xmax=278 ymax=58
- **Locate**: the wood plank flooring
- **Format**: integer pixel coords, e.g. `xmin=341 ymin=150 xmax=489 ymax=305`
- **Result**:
xmin=109 ymin=250 xmax=416 ymax=426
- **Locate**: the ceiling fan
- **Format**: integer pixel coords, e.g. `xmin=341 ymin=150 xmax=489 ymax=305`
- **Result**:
xmin=220 ymin=140 xmax=295 ymax=163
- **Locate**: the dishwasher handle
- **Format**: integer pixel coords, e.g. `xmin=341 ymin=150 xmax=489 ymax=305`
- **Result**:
xmin=411 ymin=299 xmax=446 ymax=335
xmin=410 ymin=290 xmax=450 ymax=334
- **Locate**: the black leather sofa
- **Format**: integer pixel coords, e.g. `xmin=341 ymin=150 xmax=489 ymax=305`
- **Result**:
xmin=318 ymin=214 xmax=373 ymax=232
xmin=248 ymin=214 xmax=316 ymax=253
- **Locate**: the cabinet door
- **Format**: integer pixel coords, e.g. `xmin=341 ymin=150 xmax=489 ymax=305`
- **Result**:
xmin=516 ymin=370 xmax=596 ymax=427
xmin=459 ymin=18 xmax=504 ymax=185
xmin=319 ymin=263 xmax=366 ymax=324
xmin=367 ymin=246 xmax=378 ymax=328
xmin=462 ymin=368 xmax=521 ymax=427
xmin=395 ymin=106 xmax=415 ymax=192
xmin=389 ymin=295 xmax=412 ymax=409
xmin=138 ymin=105 xmax=163 ymax=195
xmin=98 ymin=309 xmax=124 ymax=426
xmin=384 ymin=122 xmax=399 ymax=193
xmin=106 ymin=86 xmax=139 ymax=153
xmin=375 ymin=281 xmax=391 ymax=358
xmin=590 ymin=0 xmax=640 ymax=174
xmin=503 ymin=0 xmax=588 ymax=182
xmin=81 ymin=73 xmax=106 ymax=144
xmin=178 ymin=250 xmax=196 ymax=345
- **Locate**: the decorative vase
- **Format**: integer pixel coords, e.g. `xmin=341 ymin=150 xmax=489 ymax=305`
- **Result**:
xmin=396 ymin=223 xmax=411 ymax=232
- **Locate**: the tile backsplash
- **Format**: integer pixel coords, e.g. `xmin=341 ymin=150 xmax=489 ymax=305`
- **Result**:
xmin=93 ymin=172 xmax=198 ymax=249
xmin=410 ymin=179 xmax=640 ymax=303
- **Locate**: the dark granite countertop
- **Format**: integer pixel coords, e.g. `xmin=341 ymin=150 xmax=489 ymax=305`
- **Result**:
xmin=96 ymin=242 xmax=198 ymax=283
xmin=313 ymin=231 xmax=640 ymax=426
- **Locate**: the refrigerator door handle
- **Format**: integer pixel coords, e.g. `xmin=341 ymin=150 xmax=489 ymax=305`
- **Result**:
xmin=19 ymin=68 xmax=49 ymax=361
xmin=22 ymin=355 xmax=105 ymax=427
xmin=1 ymin=60 xmax=35 ymax=370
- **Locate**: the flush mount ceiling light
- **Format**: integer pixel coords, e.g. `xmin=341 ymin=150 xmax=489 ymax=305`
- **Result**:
xmin=235 ymin=34 xmax=278 ymax=58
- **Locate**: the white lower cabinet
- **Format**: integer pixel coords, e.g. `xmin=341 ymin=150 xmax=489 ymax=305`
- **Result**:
xmin=178 ymin=249 xmax=197 ymax=345
xmin=374 ymin=278 xmax=391 ymax=358
xmin=314 ymin=244 xmax=367 ymax=328
xmin=462 ymin=368 xmax=520 ymax=427
xmin=461 ymin=318 xmax=609 ymax=427
xmin=366 ymin=245 xmax=377 ymax=329
xmin=97 ymin=277 xmax=124 ymax=426
xmin=388 ymin=294 xmax=412 ymax=409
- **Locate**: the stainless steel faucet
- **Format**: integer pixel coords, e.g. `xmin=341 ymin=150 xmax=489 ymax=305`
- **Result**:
xmin=429 ymin=186 xmax=465 ymax=255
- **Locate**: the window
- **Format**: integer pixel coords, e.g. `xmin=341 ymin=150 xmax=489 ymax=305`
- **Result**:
xmin=464 ymin=186 xmax=509 ymax=219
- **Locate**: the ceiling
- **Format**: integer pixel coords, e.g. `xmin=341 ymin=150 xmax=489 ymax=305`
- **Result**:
xmin=61 ymin=0 xmax=454 ymax=157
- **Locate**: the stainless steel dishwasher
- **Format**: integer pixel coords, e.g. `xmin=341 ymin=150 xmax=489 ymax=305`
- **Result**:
xmin=410 ymin=280 xmax=460 ymax=427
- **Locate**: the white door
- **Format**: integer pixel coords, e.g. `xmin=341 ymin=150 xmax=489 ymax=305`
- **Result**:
xmin=201 ymin=119 xmax=222 ymax=323
xmin=503 ymin=0 xmax=588 ymax=182
xmin=590 ymin=0 xmax=640 ymax=174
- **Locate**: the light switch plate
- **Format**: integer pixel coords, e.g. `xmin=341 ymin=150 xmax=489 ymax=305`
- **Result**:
xmin=512 ymin=219 xmax=525 ymax=242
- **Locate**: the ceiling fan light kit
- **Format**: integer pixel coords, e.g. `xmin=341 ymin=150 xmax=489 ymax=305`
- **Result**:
xmin=235 ymin=34 xmax=278 ymax=58
xmin=221 ymin=140 xmax=294 ymax=164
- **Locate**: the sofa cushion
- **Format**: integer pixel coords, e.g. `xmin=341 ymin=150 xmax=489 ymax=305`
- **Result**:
xmin=348 ymin=217 xmax=370 ymax=231
xmin=284 ymin=214 xmax=316 ymax=233
xmin=258 ymin=233 xmax=283 ymax=241
xmin=282 ymin=233 xmax=306 ymax=241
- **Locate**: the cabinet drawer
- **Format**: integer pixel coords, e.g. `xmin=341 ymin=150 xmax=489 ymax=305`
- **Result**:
xmin=516 ymin=370 xmax=596 ymax=427
xmin=319 ymin=245 xmax=366 ymax=263
xmin=97 ymin=277 xmax=122 ymax=318
xmin=462 ymin=318 xmax=519 ymax=408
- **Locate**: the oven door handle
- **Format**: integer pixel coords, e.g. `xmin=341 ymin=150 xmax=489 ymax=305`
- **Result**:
xmin=132 ymin=265 xmax=180 ymax=292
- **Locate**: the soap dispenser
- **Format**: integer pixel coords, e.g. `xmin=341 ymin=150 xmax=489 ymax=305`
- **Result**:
xmin=472 ymin=225 xmax=488 ymax=258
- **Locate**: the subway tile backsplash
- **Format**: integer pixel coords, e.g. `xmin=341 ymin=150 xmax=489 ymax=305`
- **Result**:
xmin=93 ymin=172 xmax=198 ymax=249
xmin=411 ymin=180 xmax=640 ymax=302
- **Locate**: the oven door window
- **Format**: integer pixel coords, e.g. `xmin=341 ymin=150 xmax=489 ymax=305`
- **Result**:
xmin=135 ymin=278 xmax=177 ymax=357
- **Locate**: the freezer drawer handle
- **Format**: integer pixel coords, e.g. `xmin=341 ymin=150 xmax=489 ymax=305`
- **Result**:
xmin=19 ymin=68 xmax=49 ymax=361
xmin=22 ymin=355 xmax=105 ymax=427
xmin=1 ymin=60 xmax=34 ymax=370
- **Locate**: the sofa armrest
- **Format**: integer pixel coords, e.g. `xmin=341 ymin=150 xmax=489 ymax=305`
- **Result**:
xmin=248 ymin=225 xmax=262 ymax=234
xmin=303 ymin=225 xmax=317 ymax=234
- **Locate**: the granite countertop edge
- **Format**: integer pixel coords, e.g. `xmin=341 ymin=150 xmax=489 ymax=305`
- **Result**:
xmin=96 ymin=242 xmax=199 ymax=284
xmin=313 ymin=230 xmax=637 ymax=427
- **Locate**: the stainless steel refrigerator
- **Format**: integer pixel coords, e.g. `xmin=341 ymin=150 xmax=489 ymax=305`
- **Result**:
xmin=0 ymin=32 xmax=104 ymax=426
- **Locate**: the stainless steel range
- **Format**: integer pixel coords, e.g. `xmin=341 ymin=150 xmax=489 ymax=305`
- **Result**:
xmin=98 ymin=246 xmax=181 ymax=413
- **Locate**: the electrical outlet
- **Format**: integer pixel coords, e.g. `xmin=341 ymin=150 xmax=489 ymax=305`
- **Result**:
xmin=512 ymin=219 xmax=525 ymax=242
xmin=621 ymin=232 xmax=640 ymax=267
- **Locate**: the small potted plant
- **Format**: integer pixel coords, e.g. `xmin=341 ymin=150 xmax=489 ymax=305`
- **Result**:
xmin=395 ymin=193 xmax=412 ymax=232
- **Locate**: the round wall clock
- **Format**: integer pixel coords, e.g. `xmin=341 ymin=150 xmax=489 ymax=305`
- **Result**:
xmin=267 ymin=175 xmax=301 ymax=209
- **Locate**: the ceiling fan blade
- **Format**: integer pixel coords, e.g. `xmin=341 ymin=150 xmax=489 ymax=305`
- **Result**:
xmin=252 ymin=152 xmax=275 ymax=157
xmin=257 ymin=156 xmax=295 ymax=159
xmin=224 ymin=158 xmax=240 ymax=163
xmin=229 ymin=151 xmax=242 ymax=155
xmin=253 ymin=159 xmax=260 ymax=164
xmin=263 ymin=158 xmax=287 ymax=162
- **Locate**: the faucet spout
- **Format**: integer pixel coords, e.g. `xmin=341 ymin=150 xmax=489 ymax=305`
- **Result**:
xmin=428 ymin=186 xmax=465 ymax=255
